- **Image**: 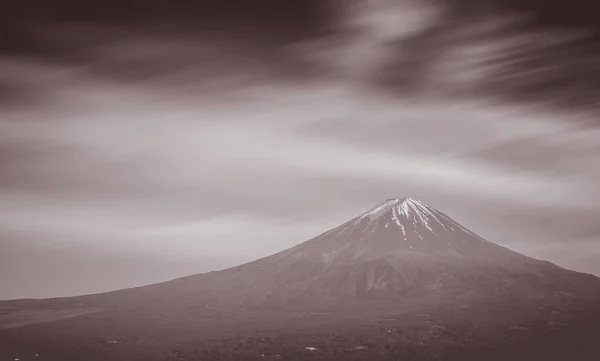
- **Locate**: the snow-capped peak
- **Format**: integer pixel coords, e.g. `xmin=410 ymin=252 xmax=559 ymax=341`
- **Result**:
xmin=360 ymin=197 xmax=425 ymax=217
xmin=359 ymin=197 xmax=448 ymax=230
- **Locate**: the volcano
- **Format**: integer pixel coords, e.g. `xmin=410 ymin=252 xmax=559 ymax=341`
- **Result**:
xmin=2 ymin=198 xmax=600 ymax=361
xmin=128 ymin=197 xmax=592 ymax=311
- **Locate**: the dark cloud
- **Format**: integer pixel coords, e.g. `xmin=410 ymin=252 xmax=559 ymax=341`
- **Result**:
xmin=0 ymin=0 xmax=337 ymax=106
xmin=3 ymin=0 xmax=600 ymax=113
xmin=0 ymin=62 xmax=49 ymax=107
xmin=330 ymin=0 xmax=600 ymax=112
xmin=0 ymin=0 xmax=333 ymax=74
xmin=0 ymin=80 xmax=26 ymax=107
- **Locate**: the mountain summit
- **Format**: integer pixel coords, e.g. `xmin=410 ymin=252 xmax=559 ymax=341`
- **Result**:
xmin=312 ymin=196 xmax=514 ymax=259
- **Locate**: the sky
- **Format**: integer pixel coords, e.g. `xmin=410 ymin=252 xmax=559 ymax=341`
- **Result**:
xmin=1 ymin=0 xmax=600 ymax=299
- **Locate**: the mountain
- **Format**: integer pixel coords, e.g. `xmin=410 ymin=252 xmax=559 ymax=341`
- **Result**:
xmin=118 ymin=197 xmax=594 ymax=310
xmin=2 ymin=198 xmax=600 ymax=361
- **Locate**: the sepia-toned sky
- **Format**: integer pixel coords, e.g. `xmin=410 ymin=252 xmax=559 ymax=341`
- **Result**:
xmin=1 ymin=0 xmax=599 ymax=299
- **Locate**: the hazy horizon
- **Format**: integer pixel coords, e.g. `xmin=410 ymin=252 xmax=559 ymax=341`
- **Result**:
xmin=2 ymin=0 xmax=600 ymax=300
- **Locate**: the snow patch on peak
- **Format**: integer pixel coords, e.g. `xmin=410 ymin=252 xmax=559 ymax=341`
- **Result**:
xmin=359 ymin=197 xmax=444 ymax=231
xmin=392 ymin=198 xmax=448 ymax=231
xmin=403 ymin=197 xmax=428 ymax=207
xmin=361 ymin=198 xmax=402 ymax=220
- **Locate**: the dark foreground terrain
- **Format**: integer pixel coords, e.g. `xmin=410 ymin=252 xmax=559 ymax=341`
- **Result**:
xmin=1 ymin=293 xmax=600 ymax=361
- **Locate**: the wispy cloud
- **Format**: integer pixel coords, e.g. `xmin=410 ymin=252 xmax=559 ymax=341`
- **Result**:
xmin=2 ymin=0 xmax=600 ymax=298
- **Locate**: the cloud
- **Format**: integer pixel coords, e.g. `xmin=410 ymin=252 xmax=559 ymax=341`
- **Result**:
xmin=3 ymin=78 xmax=595 ymax=221
xmin=202 ymin=123 xmax=577 ymax=207
xmin=2 ymin=1 xmax=600 ymax=298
